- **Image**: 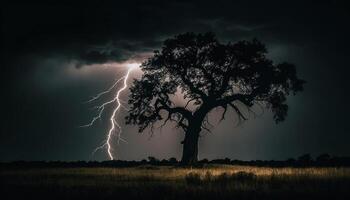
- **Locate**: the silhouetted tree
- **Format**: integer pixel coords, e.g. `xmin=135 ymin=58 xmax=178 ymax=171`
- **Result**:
xmin=126 ymin=32 xmax=305 ymax=165
xmin=298 ymin=154 xmax=312 ymax=165
xmin=168 ymin=157 xmax=177 ymax=164
xmin=316 ymin=154 xmax=331 ymax=165
xmin=148 ymin=156 xmax=159 ymax=164
xmin=316 ymin=154 xmax=331 ymax=162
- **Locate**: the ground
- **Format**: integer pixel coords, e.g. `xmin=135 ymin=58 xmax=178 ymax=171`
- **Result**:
xmin=1 ymin=165 xmax=350 ymax=199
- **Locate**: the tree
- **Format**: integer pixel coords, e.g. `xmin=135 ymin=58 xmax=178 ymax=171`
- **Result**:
xmin=126 ymin=32 xmax=305 ymax=165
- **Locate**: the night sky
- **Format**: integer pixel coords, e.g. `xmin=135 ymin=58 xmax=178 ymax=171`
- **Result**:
xmin=2 ymin=1 xmax=350 ymax=161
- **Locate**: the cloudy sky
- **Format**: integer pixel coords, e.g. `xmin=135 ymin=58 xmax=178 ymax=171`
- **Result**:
xmin=2 ymin=0 xmax=350 ymax=161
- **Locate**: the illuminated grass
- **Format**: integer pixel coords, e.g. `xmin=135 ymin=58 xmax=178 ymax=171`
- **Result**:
xmin=1 ymin=165 xmax=350 ymax=199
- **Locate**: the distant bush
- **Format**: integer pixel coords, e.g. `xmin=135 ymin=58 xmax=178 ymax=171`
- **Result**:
xmin=298 ymin=154 xmax=313 ymax=164
xmin=199 ymin=158 xmax=209 ymax=164
xmin=316 ymin=154 xmax=331 ymax=163
xmin=168 ymin=157 xmax=177 ymax=164
xmin=148 ymin=156 xmax=159 ymax=164
xmin=1 ymin=153 xmax=350 ymax=169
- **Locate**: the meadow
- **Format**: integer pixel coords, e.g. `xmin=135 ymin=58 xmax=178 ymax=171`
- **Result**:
xmin=1 ymin=164 xmax=350 ymax=199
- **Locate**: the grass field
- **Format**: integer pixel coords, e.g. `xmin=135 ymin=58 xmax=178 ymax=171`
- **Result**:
xmin=1 ymin=165 xmax=350 ymax=199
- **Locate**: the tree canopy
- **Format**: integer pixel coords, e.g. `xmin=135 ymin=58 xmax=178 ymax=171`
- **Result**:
xmin=126 ymin=32 xmax=305 ymax=133
xmin=126 ymin=32 xmax=305 ymax=164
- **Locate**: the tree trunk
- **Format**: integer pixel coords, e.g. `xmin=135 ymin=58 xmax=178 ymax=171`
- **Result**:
xmin=180 ymin=104 xmax=211 ymax=165
xmin=180 ymin=119 xmax=202 ymax=165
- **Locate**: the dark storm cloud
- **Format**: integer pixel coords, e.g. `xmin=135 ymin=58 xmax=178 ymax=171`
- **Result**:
xmin=4 ymin=1 xmax=349 ymax=67
xmin=2 ymin=0 xmax=350 ymax=161
xmin=0 ymin=1 xmax=310 ymax=65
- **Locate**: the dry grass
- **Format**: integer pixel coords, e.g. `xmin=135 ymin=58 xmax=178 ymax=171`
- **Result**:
xmin=1 ymin=165 xmax=350 ymax=199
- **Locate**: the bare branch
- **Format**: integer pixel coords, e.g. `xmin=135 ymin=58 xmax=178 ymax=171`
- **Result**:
xmin=219 ymin=104 xmax=228 ymax=122
xmin=184 ymin=98 xmax=196 ymax=109
xmin=201 ymin=125 xmax=212 ymax=134
xmin=229 ymin=102 xmax=247 ymax=120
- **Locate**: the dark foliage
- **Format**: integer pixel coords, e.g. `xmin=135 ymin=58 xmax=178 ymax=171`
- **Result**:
xmin=126 ymin=32 xmax=305 ymax=130
xmin=125 ymin=32 xmax=305 ymax=164
xmin=1 ymin=154 xmax=350 ymax=169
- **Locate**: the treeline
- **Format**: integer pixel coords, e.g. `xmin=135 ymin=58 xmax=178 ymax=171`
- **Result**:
xmin=1 ymin=154 xmax=350 ymax=168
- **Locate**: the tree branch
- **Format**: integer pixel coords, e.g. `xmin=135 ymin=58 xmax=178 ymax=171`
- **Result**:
xmin=219 ymin=104 xmax=228 ymax=121
xmin=155 ymin=99 xmax=193 ymax=125
xmin=229 ymin=102 xmax=247 ymax=120
xmin=184 ymin=98 xmax=196 ymax=109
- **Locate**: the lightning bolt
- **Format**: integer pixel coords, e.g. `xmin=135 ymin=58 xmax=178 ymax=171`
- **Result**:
xmin=82 ymin=64 xmax=137 ymax=160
